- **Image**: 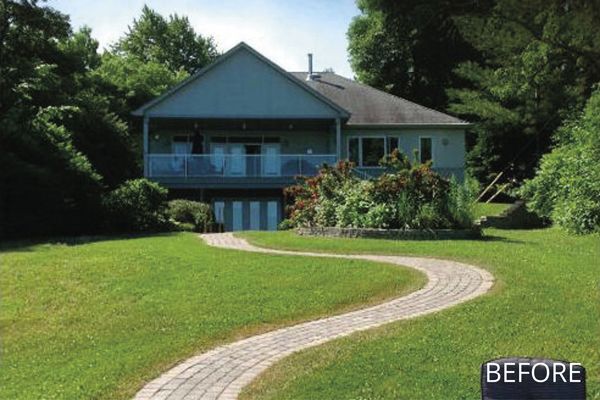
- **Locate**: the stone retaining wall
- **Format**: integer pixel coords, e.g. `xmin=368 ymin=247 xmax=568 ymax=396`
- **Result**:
xmin=296 ymin=226 xmax=482 ymax=240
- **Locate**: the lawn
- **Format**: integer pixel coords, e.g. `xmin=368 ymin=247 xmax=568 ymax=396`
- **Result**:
xmin=239 ymin=228 xmax=600 ymax=400
xmin=473 ymin=202 xmax=511 ymax=217
xmin=0 ymin=233 xmax=423 ymax=400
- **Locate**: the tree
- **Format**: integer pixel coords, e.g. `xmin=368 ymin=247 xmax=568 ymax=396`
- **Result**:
xmin=448 ymin=0 xmax=600 ymax=181
xmin=94 ymin=53 xmax=187 ymax=117
xmin=0 ymin=1 xmax=137 ymax=238
xmin=520 ymin=87 xmax=600 ymax=234
xmin=113 ymin=5 xmax=218 ymax=74
xmin=0 ymin=2 xmax=217 ymax=239
xmin=0 ymin=1 xmax=102 ymax=238
xmin=347 ymin=0 xmax=480 ymax=110
xmin=347 ymin=0 xmax=600 ymax=184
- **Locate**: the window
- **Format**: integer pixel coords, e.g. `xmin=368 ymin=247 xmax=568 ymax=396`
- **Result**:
xmin=419 ymin=137 xmax=433 ymax=164
xmin=362 ymin=138 xmax=385 ymax=166
xmin=388 ymin=137 xmax=400 ymax=153
xmin=172 ymin=135 xmax=192 ymax=154
xmin=347 ymin=136 xmax=386 ymax=167
xmin=348 ymin=138 xmax=360 ymax=164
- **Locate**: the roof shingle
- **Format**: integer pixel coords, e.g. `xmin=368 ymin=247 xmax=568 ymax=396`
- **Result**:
xmin=289 ymin=72 xmax=467 ymax=126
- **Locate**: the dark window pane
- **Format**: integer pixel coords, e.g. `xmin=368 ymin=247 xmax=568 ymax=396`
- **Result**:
xmin=349 ymin=138 xmax=359 ymax=164
xmin=263 ymin=137 xmax=281 ymax=143
xmin=210 ymin=137 xmax=226 ymax=143
xmin=389 ymin=137 xmax=399 ymax=153
xmin=173 ymin=135 xmax=189 ymax=142
xmin=420 ymin=137 xmax=432 ymax=163
xmin=362 ymin=138 xmax=385 ymax=166
xmin=229 ymin=136 xmax=262 ymax=143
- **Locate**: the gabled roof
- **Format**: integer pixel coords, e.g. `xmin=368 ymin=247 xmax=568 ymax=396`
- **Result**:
xmin=290 ymin=72 xmax=469 ymax=126
xmin=132 ymin=42 xmax=350 ymax=118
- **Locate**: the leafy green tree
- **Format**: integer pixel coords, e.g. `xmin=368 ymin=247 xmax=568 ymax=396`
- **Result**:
xmin=56 ymin=28 xmax=139 ymax=187
xmin=448 ymin=0 xmax=600 ymax=181
xmin=95 ymin=53 xmax=187 ymax=117
xmin=347 ymin=0 xmax=480 ymax=110
xmin=113 ymin=5 xmax=218 ymax=74
xmin=0 ymin=1 xmax=102 ymax=238
xmin=348 ymin=0 xmax=600 ymax=184
xmin=520 ymin=88 xmax=600 ymax=234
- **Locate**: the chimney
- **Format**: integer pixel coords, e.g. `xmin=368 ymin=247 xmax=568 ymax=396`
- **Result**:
xmin=306 ymin=53 xmax=320 ymax=80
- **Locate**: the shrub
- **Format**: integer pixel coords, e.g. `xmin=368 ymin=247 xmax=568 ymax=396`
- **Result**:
xmin=168 ymin=199 xmax=214 ymax=232
xmin=102 ymin=179 xmax=169 ymax=233
xmin=282 ymin=154 xmax=475 ymax=230
xmin=447 ymin=176 xmax=478 ymax=228
xmin=520 ymin=88 xmax=600 ymax=234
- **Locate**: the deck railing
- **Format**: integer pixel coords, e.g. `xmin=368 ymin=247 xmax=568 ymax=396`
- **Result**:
xmin=147 ymin=154 xmax=337 ymax=178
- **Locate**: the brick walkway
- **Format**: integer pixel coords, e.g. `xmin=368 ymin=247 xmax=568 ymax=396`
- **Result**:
xmin=134 ymin=233 xmax=494 ymax=400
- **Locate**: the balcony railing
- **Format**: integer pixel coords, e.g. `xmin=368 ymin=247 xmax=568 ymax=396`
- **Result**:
xmin=147 ymin=154 xmax=338 ymax=178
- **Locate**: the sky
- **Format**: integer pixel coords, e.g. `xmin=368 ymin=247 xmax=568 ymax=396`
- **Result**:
xmin=47 ymin=0 xmax=361 ymax=78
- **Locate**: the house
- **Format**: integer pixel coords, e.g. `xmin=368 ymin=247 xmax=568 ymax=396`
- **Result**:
xmin=133 ymin=42 xmax=470 ymax=231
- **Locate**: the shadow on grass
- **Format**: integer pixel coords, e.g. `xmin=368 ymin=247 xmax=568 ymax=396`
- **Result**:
xmin=0 ymin=231 xmax=182 ymax=253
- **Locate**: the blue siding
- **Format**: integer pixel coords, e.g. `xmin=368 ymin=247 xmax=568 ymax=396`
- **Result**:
xmin=146 ymin=48 xmax=341 ymax=119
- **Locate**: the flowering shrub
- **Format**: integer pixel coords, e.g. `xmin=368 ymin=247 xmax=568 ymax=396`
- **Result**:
xmin=282 ymin=153 xmax=475 ymax=230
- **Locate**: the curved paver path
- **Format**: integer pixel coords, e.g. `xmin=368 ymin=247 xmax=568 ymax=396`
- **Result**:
xmin=134 ymin=233 xmax=494 ymax=400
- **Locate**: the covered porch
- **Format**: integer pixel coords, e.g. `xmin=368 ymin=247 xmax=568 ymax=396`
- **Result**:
xmin=142 ymin=117 xmax=341 ymax=188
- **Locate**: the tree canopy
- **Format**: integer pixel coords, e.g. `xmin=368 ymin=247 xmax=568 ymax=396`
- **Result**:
xmin=348 ymin=0 xmax=479 ymax=111
xmin=113 ymin=5 xmax=218 ymax=74
xmin=348 ymin=0 xmax=600 ymax=182
xmin=0 ymin=2 xmax=215 ymax=239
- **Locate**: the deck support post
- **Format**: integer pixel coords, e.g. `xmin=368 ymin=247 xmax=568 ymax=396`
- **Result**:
xmin=335 ymin=118 xmax=342 ymax=161
xmin=143 ymin=116 xmax=149 ymax=176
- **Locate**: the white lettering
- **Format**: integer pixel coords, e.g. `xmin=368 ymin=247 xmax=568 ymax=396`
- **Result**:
xmin=570 ymin=363 xmax=582 ymax=383
xmin=532 ymin=363 xmax=550 ymax=383
xmin=503 ymin=362 xmax=516 ymax=383
xmin=518 ymin=363 xmax=530 ymax=382
xmin=553 ymin=363 xmax=567 ymax=383
xmin=487 ymin=363 xmax=501 ymax=383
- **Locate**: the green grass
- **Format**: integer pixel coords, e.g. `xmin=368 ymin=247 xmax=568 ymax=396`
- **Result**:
xmin=239 ymin=229 xmax=600 ymax=400
xmin=473 ymin=202 xmax=511 ymax=217
xmin=0 ymin=233 xmax=423 ymax=400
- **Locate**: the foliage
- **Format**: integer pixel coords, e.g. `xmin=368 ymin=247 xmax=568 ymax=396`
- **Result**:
xmin=113 ymin=5 xmax=218 ymax=74
xmin=348 ymin=0 xmax=600 ymax=183
xmin=168 ymin=199 xmax=214 ymax=232
xmin=347 ymin=0 xmax=479 ymax=110
xmin=0 ymin=2 xmax=109 ymax=238
xmin=283 ymin=155 xmax=476 ymax=230
xmin=520 ymin=88 xmax=600 ymax=233
xmin=449 ymin=0 xmax=600 ymax=182
xmin=0 ymin=2 xmax=210 ymax=239
xmin=95 ymin=53 xmax=187 ymax=117
xmin=102 ymin=179 xmax=169 ymax=232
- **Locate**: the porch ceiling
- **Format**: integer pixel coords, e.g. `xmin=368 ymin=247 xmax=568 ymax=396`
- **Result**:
xmin=150 ymin=118 xmax=335 ymax=132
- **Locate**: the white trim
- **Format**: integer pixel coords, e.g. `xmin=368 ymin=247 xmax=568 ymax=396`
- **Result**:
xmin=418 ymin=136 xmax=434 ymax=164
